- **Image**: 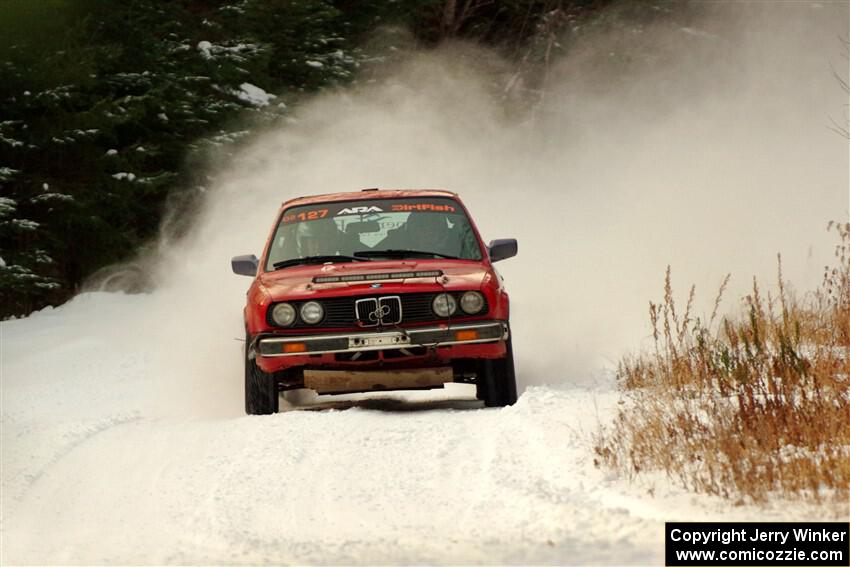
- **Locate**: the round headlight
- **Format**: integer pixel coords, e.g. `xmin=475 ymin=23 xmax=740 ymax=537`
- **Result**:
xmin=300 ymin=301 xmax=324 ymax=325
xmin=271 ymin=303 xmax=296 ymax=326
xmin=460 ymin=291 xmax=485 ymax=314
xmin=432 ymin=293 xmax=457 ymax=317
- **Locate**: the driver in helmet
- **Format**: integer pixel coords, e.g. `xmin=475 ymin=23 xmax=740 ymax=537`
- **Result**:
xmin=295 ymin=219 xmax=346 ymax=257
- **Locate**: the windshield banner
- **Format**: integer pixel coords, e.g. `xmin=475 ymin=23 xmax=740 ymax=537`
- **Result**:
xmin=282 ymin=199 xmax=459 ymax=224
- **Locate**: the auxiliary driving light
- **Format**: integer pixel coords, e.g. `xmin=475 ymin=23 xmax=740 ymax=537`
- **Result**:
xmin=432 ymin=293 xmax=457 ymax=317
xmin=271 ymin=303 xmax=296 ymax=326
xmin=300 ymin=301 xmax=324 ymax=324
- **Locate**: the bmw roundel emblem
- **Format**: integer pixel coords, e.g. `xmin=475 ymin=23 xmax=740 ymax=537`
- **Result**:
xmin=370 ymin=283 xmax=382 ymax=288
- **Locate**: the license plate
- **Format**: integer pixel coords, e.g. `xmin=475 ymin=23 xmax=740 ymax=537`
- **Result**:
xmin=350 ymin=333 xmax=410 ymax=348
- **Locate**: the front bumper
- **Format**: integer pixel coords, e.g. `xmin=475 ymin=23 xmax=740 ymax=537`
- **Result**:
xmin=256 ymin=320 xmax=508 ymax=358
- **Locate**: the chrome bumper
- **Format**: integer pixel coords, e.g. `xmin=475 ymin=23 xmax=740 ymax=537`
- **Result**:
xmin=256 ymin=321 xmax=508 ymax=357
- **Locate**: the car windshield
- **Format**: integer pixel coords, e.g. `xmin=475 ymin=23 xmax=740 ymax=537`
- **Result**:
xmin=265 ymin=197 xmax=482 ymax=271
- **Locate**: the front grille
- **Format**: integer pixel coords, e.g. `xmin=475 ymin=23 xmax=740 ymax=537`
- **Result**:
xmin=268 ymin=292 xmax=488 ymax=329
xmin=354 ymin=298 xmax=379 ymax=327
xmin=354 ymin=296 xmax=402 ymax=326
xmin=380 ymin=296 xmax=402 ymax=325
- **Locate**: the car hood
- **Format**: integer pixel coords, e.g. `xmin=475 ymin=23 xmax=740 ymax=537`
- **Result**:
xmin=258 ymin=259 xmax=489 ymax=301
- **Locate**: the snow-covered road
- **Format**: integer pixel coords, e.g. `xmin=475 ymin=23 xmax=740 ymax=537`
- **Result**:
xmin=2 ymin=384 xmax=655 ymax=564
xmin=2 ymin=292 xmax=841 ymax=565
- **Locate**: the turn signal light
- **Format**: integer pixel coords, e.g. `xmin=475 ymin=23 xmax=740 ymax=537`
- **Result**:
xmin=455 ymin=330 xmax=479 ymax=341
xmin=282 ymin=343 xmax=307 ymax=353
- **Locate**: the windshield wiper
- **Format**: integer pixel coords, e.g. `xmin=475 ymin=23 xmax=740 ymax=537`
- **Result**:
xmin=353 ymin=249 xmax=459 ymax=260
xmin=273 ymin=255 xmax=367 ymax=270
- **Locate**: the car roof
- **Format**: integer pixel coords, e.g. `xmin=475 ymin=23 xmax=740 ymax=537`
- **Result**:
xmin=281 ymin=188 xmax=459 ymax=209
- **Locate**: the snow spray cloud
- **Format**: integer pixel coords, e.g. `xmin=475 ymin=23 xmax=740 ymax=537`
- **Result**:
xmin=143 ymin=2 xmax=847 ymax=416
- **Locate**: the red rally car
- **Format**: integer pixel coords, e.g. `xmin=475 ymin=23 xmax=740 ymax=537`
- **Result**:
xmin=231 ymin=188 xmax=518 ymax=414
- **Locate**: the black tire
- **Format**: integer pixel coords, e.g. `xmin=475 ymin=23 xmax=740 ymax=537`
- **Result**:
xmin=245 ymin=335 xmax=279 ymax=415
xmin=476 ymin=335 xmax=518 ymax=407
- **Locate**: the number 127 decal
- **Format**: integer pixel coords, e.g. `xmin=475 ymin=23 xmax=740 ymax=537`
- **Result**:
xmin=281 ymin=208 xmax=329 ymax=224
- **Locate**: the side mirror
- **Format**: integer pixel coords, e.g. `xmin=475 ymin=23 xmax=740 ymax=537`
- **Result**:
xmin=488 ymin=239 xmax=517 ymax=262
xmin=231 ymin=254 xmax=259 ymax=276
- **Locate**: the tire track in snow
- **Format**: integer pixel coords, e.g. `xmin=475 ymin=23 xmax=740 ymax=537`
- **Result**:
xmin=2 ymin=413 xmax=142 ymax=506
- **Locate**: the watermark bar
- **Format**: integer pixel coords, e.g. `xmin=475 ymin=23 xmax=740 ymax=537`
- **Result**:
xmin=666 ymin=522 xmax=849 ymax=566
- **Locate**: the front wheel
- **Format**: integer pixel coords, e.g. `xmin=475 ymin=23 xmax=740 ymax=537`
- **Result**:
xmin=245 ymin=335 xmax=279 ymax=415
xmin=476 ymin=336 xmax=518 ymax=407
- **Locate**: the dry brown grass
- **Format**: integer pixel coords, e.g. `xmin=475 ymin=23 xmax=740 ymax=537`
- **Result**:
xmin=595 ymin=222 xmax=850 ymax=503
